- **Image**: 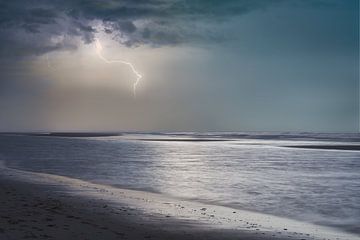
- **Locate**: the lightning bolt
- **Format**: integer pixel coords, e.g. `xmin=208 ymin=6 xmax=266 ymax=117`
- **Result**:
xmin=94 ymin=38 xmax=142 ymax=97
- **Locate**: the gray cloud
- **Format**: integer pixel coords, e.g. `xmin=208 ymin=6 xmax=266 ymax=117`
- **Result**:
xmin=0 ymin=0 xmax=357 ymax=132
xmin=1 ymin=0 xmax=349 ymax=55
xmin=0 ymin=0 xmax=288 ymax=56
xmin=116 ymin=21 xmax=137 ymax=34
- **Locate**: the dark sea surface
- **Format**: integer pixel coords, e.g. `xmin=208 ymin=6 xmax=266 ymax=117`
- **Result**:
xmin=0 ymin=132 xmax=359 ymax=234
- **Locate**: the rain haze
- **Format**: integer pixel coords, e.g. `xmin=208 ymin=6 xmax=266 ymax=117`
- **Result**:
xmin=0 ymin=0 xmax=358 ymax=132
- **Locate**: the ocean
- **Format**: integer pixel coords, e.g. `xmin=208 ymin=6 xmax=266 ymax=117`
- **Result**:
xmin=0 ymin=132 xmax=359 ymax=235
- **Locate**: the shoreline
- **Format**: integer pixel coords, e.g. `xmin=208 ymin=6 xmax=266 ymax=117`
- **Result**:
xmin=0 ymin=165 xmax=358 ymax=240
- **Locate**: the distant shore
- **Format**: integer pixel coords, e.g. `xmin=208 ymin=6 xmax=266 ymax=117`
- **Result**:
xmin=2 ymin=132 xmax=123 ymax=137
xmin=285 ymin=145 xmax=360 ymax=151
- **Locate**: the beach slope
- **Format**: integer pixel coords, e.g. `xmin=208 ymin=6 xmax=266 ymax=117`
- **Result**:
xmin=0 ymin=165 xmax=358 ymax=240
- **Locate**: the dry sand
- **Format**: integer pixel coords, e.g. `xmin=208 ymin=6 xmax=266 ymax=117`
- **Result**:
xmin=0 ymin=165 xmax=358 ymax=240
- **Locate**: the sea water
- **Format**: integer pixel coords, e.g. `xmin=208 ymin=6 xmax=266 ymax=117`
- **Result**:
xmin=0 ymin=132 xmax=359 ymax=234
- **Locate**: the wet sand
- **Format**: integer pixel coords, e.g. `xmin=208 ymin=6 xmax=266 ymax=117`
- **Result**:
xmin=0 ymin=166 xmax=358 ymax=240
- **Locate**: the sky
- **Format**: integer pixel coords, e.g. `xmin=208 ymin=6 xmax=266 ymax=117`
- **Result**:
xmin=0 ymin=0 xmax=358 ymax=132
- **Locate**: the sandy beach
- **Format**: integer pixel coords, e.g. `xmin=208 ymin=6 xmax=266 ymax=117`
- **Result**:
xmin=0 ymin=164 xmax=358 ymax=240
xmin=0 ymin=0 xmax=358 ymax=238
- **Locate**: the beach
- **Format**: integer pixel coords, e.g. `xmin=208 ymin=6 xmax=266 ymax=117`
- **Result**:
xmin=1 ymin=164 xmax=359 ymax=240
xmin=0 ymin=0 xmax=358 ymax=238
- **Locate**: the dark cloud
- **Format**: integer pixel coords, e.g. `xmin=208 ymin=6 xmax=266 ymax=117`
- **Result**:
xmin=116 ymin=21 xmax=137 ymax=34
xmin=73 ymin=22 xmax=97 ymax=43
xmin=0 ymin=0 xmax=357 ymax=132
xmin=0 ymin=0 xmax=286 ymax=55
xmin=0 ymin=0 xmax=354 ymax=55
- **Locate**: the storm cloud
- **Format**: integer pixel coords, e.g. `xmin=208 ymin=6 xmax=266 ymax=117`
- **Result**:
xmin=0 ymin=0 xmax=287 ymax=55
xmin=0 ymin=0 xmax=358 ymax=132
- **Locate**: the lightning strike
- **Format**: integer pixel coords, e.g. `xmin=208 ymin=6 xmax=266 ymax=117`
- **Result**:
xmin=94 ymin=38 xmax=142 ymax=97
